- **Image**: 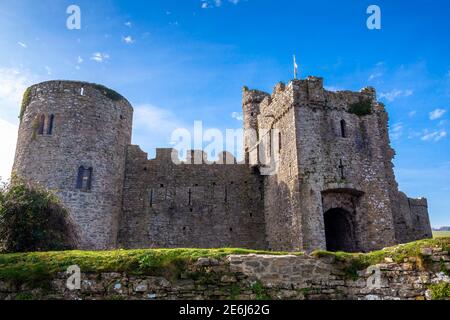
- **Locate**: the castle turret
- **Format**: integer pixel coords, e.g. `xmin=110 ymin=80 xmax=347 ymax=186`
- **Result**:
xmin=13 ymin=81 xmax=133 ymax=249
xmin=242 ymin=87 xmax=270 ymax=163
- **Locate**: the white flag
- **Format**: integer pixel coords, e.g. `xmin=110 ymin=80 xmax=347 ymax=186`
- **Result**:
xmin=293 ymin=55 xmax=298 ymax=79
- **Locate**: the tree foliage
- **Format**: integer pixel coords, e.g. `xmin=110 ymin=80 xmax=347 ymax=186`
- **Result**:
xmin=0 ymin=178 xmax=78 ymax=253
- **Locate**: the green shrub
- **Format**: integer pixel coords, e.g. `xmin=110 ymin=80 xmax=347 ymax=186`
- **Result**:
xmin=429 ymin=282 xmax=450 ymax=300
xmin=0 ymin=177 xmax=78 ymax=253
xmin=348 ymin=100 xmax=372 ymax=116
xmin=92 ymin=84 xmax=124 ymax=101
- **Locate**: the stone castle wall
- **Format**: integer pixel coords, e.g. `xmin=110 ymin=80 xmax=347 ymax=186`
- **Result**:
xmin=12 ymin=81 xmax=133 ymax=249
xmin=118 ymin=147 xmax=267 ymax=249
xmin=12 ymin=78 xmax=432 ymax=252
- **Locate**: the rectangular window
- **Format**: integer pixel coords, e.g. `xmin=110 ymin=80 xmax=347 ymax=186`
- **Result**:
xmin=76 ymin=166 xmax=93 ymax=191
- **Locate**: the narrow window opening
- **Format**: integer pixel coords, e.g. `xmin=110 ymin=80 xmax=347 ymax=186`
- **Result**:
xmin=224 ymin=186 xmax=228 ymax=203
xmin=47 ymin=114 xmax=55 ymax=135
xmin=278 ymin=132 xmax=282 ymax=152
xmin=340 ymin=120 xmax=347 ymax=138
xmin=37 ymin=114 xmax=45 ymax=135
xmin=149 ymin=189 xmax=154 ymax=207
xmin=339 ymin=160 xmax=345 ymax=180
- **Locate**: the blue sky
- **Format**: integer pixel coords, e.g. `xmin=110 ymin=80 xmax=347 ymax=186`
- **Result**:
xmin=0 ymin=0 xmax=448 ymax=227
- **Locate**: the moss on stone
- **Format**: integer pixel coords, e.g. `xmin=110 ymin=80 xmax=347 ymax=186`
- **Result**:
xmin=14 ymin=292 xmax=34 ymax=300
xmin=428 ymin=282 xmax=450 ymax=300
xmin=312 ymin=237 xmax=450 ymax=277
xmin=348 ymin=99 xmax=372 ymax=116
xmin=0 ymin=248 xmax=293 ymax=285
xmin=229 ymin=284 xmax=241 ymax=300
xmin=92 ymin=84 xmax=124 ymax=102
xmin=19 ymin=88 xmax=32 ymax=121
xmin=251 ymin=281 xmax=271 ymax=300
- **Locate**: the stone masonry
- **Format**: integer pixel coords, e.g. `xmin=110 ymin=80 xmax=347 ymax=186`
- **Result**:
xmin=12 ymin=78 xmax=432 ymax=251
xmin=1 ymin=242 xmax=449 ymax=300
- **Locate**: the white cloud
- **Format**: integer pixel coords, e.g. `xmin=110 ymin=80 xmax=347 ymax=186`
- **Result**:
xmin=379 ymin=89 xmax=413 ymax=102
xmin=368 ymin=72 xmax=382 ymax=81
xmin=125 ymin=21 xmax=132 ymax=28
xmin=421 ymin=129 xmax=447 ymax=142
xmin=408 ymin=111 xmax=417 ymax=117
xmin=0 ymin=68 xmax=35 ymax=121
xmin=90 ymin=52 xmax=110 ymax=63
xmin=0 ymin=119 xmax=18 ymax=182
xmin=231 ymin=112 xmax=243 ymax=121
xmin=132 ymin=104 xmax=190 ymax=154
xmin=201 ymin=0 xmax=240 ymax=8
xmin=324 ymin=86 xmax=342 ymax=92
xmin=122 ymin=36 xmax=135 ymax=44
xmin=77 ymin=56 xmax=83 ymax=64
xmin=429 ymin=108 xmax=446 ymax=120
xmin=0 ymin=68 xmax=35 ymax=180
xmin=17 ymin=42 xmax=27 ymax=48
xmin=390 ymin=122 xmax=403 ymax=141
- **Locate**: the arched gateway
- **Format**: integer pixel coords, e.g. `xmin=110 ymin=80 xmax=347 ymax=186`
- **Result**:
xmin=324 ymin=208 xmax=355 ymax=252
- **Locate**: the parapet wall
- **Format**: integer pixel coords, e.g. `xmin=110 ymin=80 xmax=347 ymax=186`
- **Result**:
xmin=118 ymin=146 xmax=267 ymax=249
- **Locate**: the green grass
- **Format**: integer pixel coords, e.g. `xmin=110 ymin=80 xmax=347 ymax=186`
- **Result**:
xmin=434 ymin=231 xmax=450 ymax=238
xmin=428 ymin=282 xmax=450 ymax=300
xmin=0 ymin=248 xmax=299 ymax=285
xmin=312 ymin=238 xmax=450 ymax=280
xmin=1 ymin=238 xmax=448 ymax=287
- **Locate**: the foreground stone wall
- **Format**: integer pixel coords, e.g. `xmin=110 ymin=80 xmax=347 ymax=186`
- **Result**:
xmin=2 ymin=245 xmax=448 ymax=300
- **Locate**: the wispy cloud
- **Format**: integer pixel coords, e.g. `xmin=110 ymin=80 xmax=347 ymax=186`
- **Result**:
xmin=429 ymin=108 xmax=446 ymax=120
xmin=231 ymin=112 xmax=243 ymax=121
xmin=379 ymin=89 xmax=413 ymax=102
xmin=125 ymin=21 xmax=132 ymax=28
xmin=368 ymin=72 xmax=382 ymax=81
xmin=408 ymin=110 xmax=417 ymax=117
xmin=421 ymin=129 xmax=447 ymax=142
xmin=390 ymin=122 xmax=404 ymax=141
xmin=132 ymin=104 xmax=189 ymax=154
xmin=90 ymin=52 xmax=110 ymax=63
xmin=0 ymin=67 xmax=35 ymax=121
xmin=201 ymin=0 xmax=241 ymax=8
xmin=17 ymin=42 xmax=27 ymax=48
xmin=122 ymin=36 xmax=134 ymax=44
xmin=0 ymin=118 xmax=18 ymax=182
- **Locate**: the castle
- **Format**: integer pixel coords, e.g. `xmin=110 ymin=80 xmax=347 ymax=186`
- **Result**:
xmin=12 ymin=78 xmax=432 ymax=252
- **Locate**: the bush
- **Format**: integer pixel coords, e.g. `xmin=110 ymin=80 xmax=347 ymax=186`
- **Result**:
xmin=0 ymin=178 xmax=78 ymax=253
xmin=348 ymin=100 xmax=372 ymax=116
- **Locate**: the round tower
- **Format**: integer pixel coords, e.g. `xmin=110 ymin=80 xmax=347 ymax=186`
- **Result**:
xmin=13 ymin=81 xmax=133 ymax=250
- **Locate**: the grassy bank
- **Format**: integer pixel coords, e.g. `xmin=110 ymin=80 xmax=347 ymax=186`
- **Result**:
xmin=312 ymin=237 xmax=450 ymax=279
xmin=0 ymin=248 xmax=299 ymax=284
xmin=0 ymin=238 xmax=449 ymax=285
xmin=434 ymin=231 xmax=450 ymax=238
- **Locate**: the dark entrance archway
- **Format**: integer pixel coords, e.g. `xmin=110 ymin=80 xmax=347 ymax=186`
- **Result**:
xmin=324 ymin=208 xmax=356 ymax=252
